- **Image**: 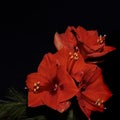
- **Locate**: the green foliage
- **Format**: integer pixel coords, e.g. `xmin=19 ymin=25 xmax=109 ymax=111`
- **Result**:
xmin=0 ymin=88 xmax=74 ymax=120
xmin=0 ymin=88 xmax=47 ymax=120
xmin=0 ymin=88 xmax=26 ymax=120
xmin=67 ymin=109 xmax=73 ymax=120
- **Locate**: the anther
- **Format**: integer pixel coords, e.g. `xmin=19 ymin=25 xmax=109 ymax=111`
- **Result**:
xmin=34 ymin=83 xmax=37 ymax=87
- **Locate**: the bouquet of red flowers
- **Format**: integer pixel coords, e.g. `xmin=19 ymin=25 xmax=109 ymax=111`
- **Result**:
xmin=0 ymin=26 xmax=116 ymax=120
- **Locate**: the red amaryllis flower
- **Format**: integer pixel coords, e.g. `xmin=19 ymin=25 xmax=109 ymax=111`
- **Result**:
xmin=74 ymin=63 xmax=112 ymax=119
xmin=26 ymin=52 xmax=79 ymax=113
xmin=54 ymin=26 xmax=116 ymax=59
xmin=75 ymin=26 xmax=116 ymax=58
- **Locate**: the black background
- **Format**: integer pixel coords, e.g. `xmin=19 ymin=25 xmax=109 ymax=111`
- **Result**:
xmin=0 ymin=1 xmax=120 ymax=119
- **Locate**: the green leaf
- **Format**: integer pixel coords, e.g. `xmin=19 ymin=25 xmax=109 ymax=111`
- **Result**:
xmin=0 ymin=87 xmax=27 ymax=119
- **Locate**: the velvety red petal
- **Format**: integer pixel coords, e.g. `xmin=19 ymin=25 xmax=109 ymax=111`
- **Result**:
xmin=28 ymin=91 xmax=44 ymax=107
xmin=41 ymin=91 xmax=59 ymax=110
xmin=26 ymin=53 xmax=58 ymax=90
xmin=82 ymin=73 xmax=112 ymax=103
xmin=37 ymin=53 xmax=57 ymax=80
xmin=56 ymin=101 xmax=71 ymax=113
xmin=87 ymin=46 xmax=116 ymax=58
xmin=56 ymin=66 xmax=79 ymax=102
xmin=70 ymin=56 xmax=86 ymax=82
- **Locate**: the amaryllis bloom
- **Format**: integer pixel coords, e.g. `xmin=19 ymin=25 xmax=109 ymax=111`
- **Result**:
xmin=73 ymin=63 xmax=112 ymax=119
xmin=75 ymin=26 xmax=116 ymax=58
xmin=54 ymin=26 xmax=116 ymax=59
xmin=26 ymin=52 xmax=79 ymax=113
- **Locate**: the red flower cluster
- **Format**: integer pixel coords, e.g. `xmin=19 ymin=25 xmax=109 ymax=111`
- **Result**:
xmin=26 ymin=26 xmax=115 ymax=119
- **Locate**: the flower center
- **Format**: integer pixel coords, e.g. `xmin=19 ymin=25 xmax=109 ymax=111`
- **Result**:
xmin=53 ymin=83 xmax=58 ymax=91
